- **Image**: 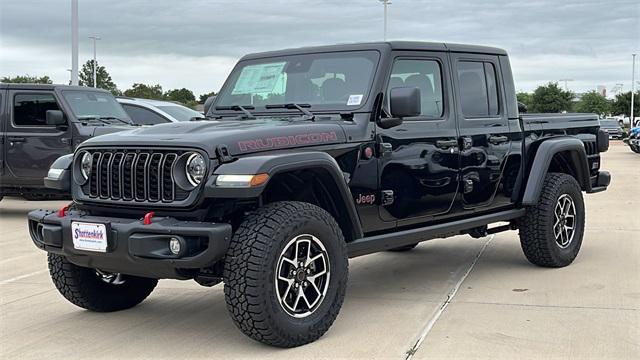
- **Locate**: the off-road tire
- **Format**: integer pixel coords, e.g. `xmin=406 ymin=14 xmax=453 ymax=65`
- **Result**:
xmin=519 ymin=173 xmax=585 ymax=267
xmin=48 ymin=253 xmax=158 ymax=312
xmin=223 ymin=201 xmax=348 ymax=348
xmin=389 ymin=243 xmax=419 ymax=252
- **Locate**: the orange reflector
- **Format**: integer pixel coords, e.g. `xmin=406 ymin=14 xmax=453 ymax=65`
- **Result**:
xmin=250 ymin=173 xmax=269 ymax=187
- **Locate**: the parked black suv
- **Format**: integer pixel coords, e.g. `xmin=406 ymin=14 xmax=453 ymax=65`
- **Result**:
xmin=0 ymin=84 xmax=135 ymax=200
xmin=28 ymin=42 xmax=610 ymax=347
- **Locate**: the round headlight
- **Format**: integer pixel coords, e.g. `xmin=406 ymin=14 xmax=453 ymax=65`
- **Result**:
xmin=80 ymin=152 xmax=93 ymax=180
xmin=185 ymin=153 xmax=206 ymax=186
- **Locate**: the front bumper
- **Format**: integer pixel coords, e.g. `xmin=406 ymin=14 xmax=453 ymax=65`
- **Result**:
xmin=587 ymin=170 xmax=611 ymax=194
xmin=27 ymin=209 xmax=232 ymax=279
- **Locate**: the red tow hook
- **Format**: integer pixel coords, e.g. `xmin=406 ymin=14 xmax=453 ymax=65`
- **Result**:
xmin=143 ymin=211 xmax=155 ymax=225
xmin=57 ymin=203 xmax=72 ymax=217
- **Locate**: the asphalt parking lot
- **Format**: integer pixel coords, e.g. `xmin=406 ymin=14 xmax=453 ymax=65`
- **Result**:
xmin=0 ymin=142 xmax=638 ymax=359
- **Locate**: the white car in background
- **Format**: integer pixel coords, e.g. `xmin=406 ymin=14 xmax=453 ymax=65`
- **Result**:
xmin=116 ymin=97 xmax=204 ymax=125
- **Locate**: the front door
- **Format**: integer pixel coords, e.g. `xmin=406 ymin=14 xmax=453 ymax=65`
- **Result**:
xmin=450 ymin=54 xmax=512 ymax=209
xmin=4 ymin=91 xmax=72 ymax=185
xmin=377 ymin=53 xmax=460 ymax=226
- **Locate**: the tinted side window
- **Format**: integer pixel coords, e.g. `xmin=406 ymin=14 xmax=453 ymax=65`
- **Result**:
xmin=388 ymin=59 xmax=444 ymax=118
xmin=457 ymin=61 xmax=500 ymax=117
xmin=13 ymin=93 xmax=60 ymax=126
xmin=121 ymin=104 xmax=168 ymax=125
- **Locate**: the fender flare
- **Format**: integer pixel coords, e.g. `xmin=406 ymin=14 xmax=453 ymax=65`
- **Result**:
xmin=204 ymin=151 xmax=363 ymax=240
xmin=521 ymin=137 xmax=591 ymax=205
xmin=43 ymin=154 xmax=73 ymax=191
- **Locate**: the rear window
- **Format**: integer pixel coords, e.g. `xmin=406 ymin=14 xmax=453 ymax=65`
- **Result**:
xmin=457 ymin=61 xmax=500 ymax=118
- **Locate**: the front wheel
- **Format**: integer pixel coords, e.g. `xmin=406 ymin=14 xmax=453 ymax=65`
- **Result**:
xmin=519 ymin=173 xmax=585 ymax=267
xmin=223 ymin=201 xmax=348 ymax=347
xmin=48 ymin=254 xmax=158 ymax=312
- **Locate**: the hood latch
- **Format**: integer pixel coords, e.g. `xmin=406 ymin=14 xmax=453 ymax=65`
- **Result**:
xmin=216 ymin=144 xmax=235 ymax=164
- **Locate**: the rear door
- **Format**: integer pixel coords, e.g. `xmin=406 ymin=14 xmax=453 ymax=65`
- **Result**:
xmin=377 ymin=51 xmax=461 ymax=226
xmin=450 ymin=53 xmax=513 ymax=209
xmin=4 ymin=90 xmax=72 ymax=184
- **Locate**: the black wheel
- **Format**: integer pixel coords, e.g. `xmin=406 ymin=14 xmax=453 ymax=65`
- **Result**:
xmin=388 ymin=243 xmax=419 ymax=252
xmin=223 ymin=201 xmax=348 ymax=348
xmin=48 ymin=253 xmax=157 ymax=312
xmin=631 ymin=145 xmax=640 ymax=153
xmin=519 ymin=173 xmax=585 ymax=267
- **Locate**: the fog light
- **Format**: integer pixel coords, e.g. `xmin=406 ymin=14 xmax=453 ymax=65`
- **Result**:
xmin=169 ymin=237 xmax=181 ymax=255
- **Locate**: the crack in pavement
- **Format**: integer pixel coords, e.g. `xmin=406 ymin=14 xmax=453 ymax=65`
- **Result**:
xmin=404 ymin=235 xmax=494 ymax=359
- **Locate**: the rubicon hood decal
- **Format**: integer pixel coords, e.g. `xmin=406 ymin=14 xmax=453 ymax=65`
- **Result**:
xmin=238 ymin=131 xmax=339 ymax=152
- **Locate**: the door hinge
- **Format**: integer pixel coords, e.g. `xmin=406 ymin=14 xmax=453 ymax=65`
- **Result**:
xmin=381 ymin=190 xmax=394 ymax=206
xmin=215 ymin=144 xmax=235 ymax=164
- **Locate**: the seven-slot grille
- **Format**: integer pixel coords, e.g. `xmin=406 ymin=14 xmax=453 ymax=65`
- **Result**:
xmin=83 ymin=149 xmax=188 ymax=203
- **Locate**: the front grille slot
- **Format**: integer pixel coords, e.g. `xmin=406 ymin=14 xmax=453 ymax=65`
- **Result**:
xmin=84 ymin=149 xmax=189 ymax=204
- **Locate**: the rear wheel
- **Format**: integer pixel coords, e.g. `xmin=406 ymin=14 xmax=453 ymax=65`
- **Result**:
xmin=519 ymin=173 xmax=585 ymax=267
xmin=223 ymin=201 xmax=348 ymax=347
xmin=48 ymin=254 xmax=157 ymax=312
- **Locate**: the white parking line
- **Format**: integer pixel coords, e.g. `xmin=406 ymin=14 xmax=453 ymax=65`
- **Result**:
xmin=0 ymin=270 xmax=48 ymax=285
xmin=405 ymin=235 xmax=494 ymax=359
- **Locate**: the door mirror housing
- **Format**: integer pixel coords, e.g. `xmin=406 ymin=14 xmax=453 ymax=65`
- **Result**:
xmin=517 ymin=101 xmax=528 ymax=114
xmin=46 ymin=110 xmax=66 ymax=126
xmin=203 ymin=95 xmax=216 ymax=115
xmin=379 ymin=87 xmax=421 ymax=129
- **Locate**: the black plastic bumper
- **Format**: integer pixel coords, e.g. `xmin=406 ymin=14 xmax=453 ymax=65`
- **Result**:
xmin=27 ymin=209 xmax=232 ymax=279
xmin=588 ymin=170 xmax=611 ymax=193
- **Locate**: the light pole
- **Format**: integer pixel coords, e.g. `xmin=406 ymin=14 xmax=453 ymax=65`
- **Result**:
xmin=88 ymin=35 xmax=101 ymax=88
xmin=631 ymin=54 xmax=636 ymax=127
xmin=378 ymin=0 xmax=391 ymax=41
xmin=71 ymin=0 xmax=78 ymax=86
xmin=559 ymin=79 xmax=574 ymax=91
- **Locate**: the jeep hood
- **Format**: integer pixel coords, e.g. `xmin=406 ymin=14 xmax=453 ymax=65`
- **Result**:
xmin=79 ymin=118 xmax=347 ymax=157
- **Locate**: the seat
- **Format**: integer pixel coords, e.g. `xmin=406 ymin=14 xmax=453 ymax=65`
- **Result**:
xmin=459 ymin=71 xmax=487 ymax=117
xmin=404 ymin=74 xmax=436 ymax=116
xmin=321 ymin=78 xmax=348 ymax=103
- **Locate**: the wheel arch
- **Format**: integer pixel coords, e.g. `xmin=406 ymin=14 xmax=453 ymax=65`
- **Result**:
xmin=521 ymin=137 xmax=591 ymax=205
xmin=207 ymin=151 xmax=363 ymax=242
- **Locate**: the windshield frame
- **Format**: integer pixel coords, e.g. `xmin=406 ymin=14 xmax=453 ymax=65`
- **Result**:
xmin=60 ymin=89 xmax=132 ymax=124
xmin=211 ymin=49 xmax=382 ymax=117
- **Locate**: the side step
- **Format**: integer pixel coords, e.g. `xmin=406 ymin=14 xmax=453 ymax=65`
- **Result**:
xmin=347 ymin=209 xmax=525 ymax=258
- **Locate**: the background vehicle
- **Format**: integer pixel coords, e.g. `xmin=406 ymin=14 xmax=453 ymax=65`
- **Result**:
xmin=626 ymin=120 xmax=640 ymax=153
xmin=117 ymin=97 xmax=204 ymax=125
xmin=0 ymin=84 xmax=136 ymax=200
xmin=29 ymin=42 xmax=610 ymax=347
xmin=599 ymin=118 xmax=624 ymax=139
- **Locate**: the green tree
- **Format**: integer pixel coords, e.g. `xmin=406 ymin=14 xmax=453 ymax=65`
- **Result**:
xmin=1 ymin=74 xmax=53 ymax=84
xmin=78 ymin=60 xmax=120 ymax=95
xmin=574 ymin=91 xmax=611 ymax=116
xmin=516 ymin=91 xmax=533 ymax=110
xmin=610 ymin=91 xmax=640 ymax=117
xmin=530 ymin=82 xmax=574 ymax=113
xmin=123 ymin=83 xmax=164 ymax=100
xmin=198 ymin=91 xmax=217 ymax=104
xmin=165 ymin=88 xmax=196 ymax=104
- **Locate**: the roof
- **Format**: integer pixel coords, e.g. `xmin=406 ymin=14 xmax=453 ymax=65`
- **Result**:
xmin=241 ymin=41 xmax=507 ymax=60
xmin=0 ymin=83 xmax=112 ymax=92
xmin=116 ymin=97 xmax=182 ymax=106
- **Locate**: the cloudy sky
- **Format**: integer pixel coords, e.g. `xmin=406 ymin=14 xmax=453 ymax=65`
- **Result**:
xmin=1 ymin=0 xmax=638 ymax=97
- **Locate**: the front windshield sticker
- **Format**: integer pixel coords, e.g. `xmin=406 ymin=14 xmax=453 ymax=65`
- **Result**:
xmin=347 ymin=94 xmax=363 ymax=106
xmin=231 ymin=62 xmax=286 ymax=95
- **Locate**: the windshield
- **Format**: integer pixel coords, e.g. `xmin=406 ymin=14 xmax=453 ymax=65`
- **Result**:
xmin=599 ymin=120 xmax=619 ymax=127
xmin=215 ymin=50 xmax=380 ymax=112
xmin=157 ymin=105 xmax=202 ymax=121
xmin=62 ymin=90 xmax=131 ymax=122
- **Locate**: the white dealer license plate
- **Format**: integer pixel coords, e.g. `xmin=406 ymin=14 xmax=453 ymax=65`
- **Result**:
xmin=72 ymin=222 xmax=108 ymax=252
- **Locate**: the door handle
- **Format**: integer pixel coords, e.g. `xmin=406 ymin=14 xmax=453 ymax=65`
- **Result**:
xmin=8 ymin=137 xmax=26 ymax=143
xmin=488 ymin=135 xmax=509 ymax=145
xmin=436 ymin=139 xmax=458 ymax=149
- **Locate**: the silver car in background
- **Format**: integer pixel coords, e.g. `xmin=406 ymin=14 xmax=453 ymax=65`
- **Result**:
xmin=116 ymin=97 xmax=204 ymax=125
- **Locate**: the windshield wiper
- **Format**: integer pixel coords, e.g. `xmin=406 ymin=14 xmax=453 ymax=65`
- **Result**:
xmin=98 ymin=116 xmax=134 ymax=125
xmin=77 ymin=116 xmax=111 ymax=125
xmin=214 ymin=105 xmax=256 ymax=119
xmin=265 ymin=103 xmax=315 ymax=121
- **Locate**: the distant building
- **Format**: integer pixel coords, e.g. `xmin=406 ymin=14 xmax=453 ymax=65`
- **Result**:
xmin=597 ymin=85 xmax=606 ymax=97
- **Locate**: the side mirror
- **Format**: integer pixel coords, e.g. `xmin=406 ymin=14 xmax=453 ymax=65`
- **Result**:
xmin=379 ymin=87 xmax=421 ymax=129
xmin=203 ymin=95 xmax=216 ymax=115
xmin=517 ymin=101 xmax=528 ymax=114
xmin=46 ymin=110 xmax=66 ymax=126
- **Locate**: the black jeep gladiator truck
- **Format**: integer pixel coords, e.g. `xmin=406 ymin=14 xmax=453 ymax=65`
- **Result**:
xmin=28 ymin=42 xmax=610 ymax=347
xmin=0 ymin=84 xmax=135 ymax=200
